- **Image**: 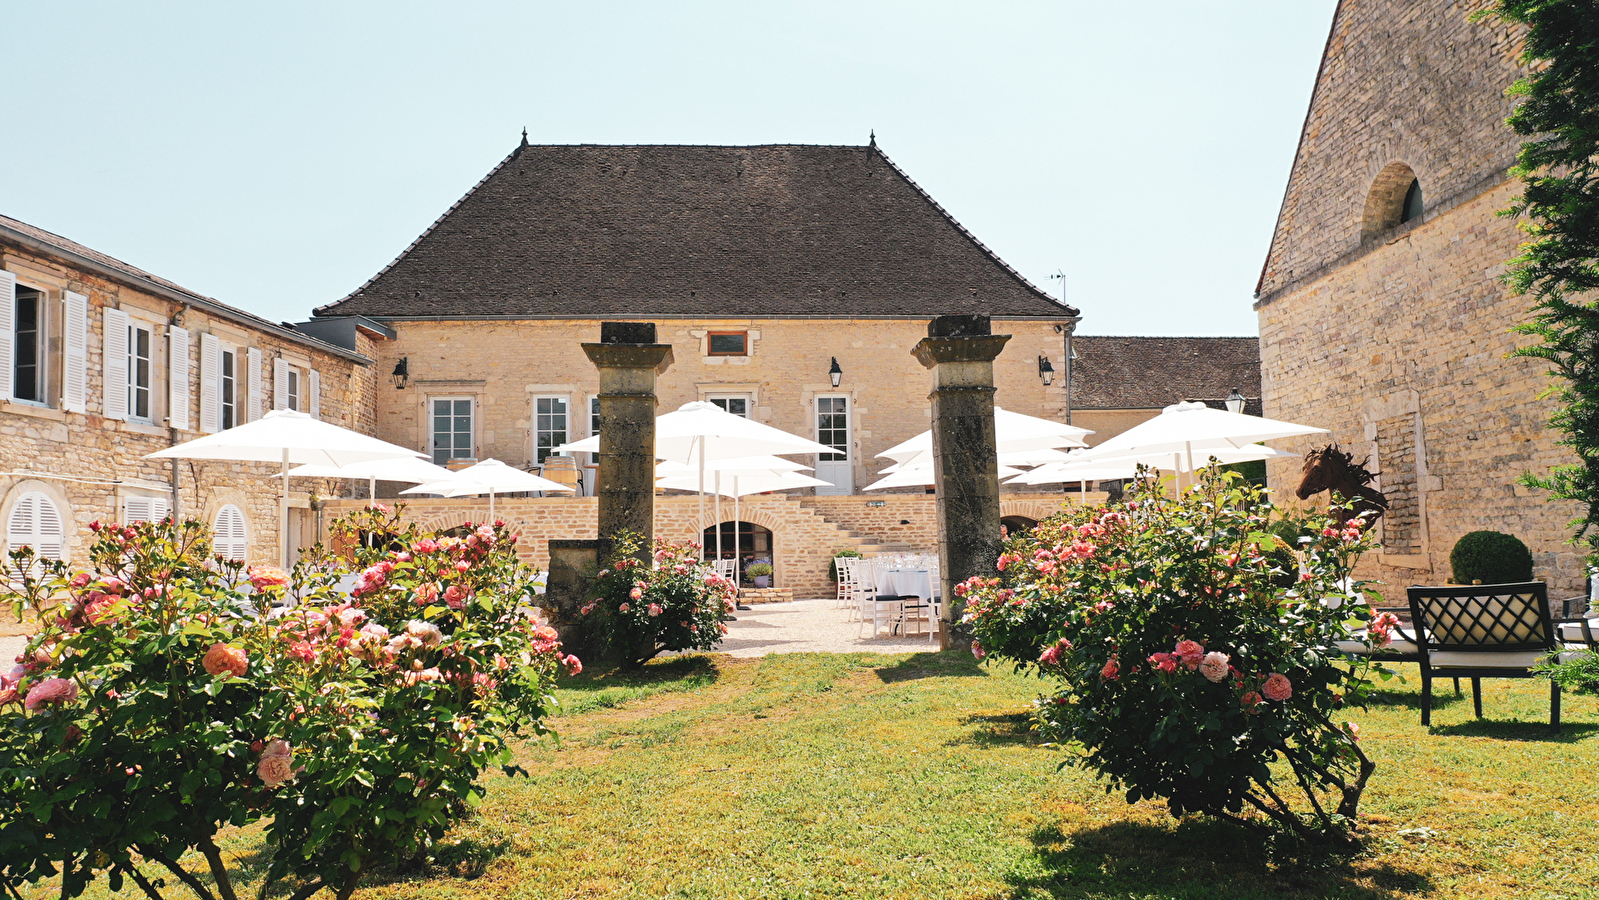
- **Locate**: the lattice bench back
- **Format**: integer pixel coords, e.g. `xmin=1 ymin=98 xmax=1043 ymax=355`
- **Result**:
xmin=1406 ymin=582 xmax=1554 ymax=652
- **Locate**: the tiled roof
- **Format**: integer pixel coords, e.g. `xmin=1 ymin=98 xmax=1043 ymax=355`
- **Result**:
xmin=316 ymin=142 xmax=1077 ymax=320
xmin=0 ymin=213 xmax=369 ymax=363
xmin=1070 ymin=336 xmax=1261 ymax=410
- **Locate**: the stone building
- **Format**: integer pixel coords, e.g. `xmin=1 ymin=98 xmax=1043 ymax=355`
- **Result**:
xmin=1254 ymin=0 xmax=1583 ymax=597
xmin=0 ymin=214 xmax=379 ymax=568
xmin=1069 ymin=336 xmax=1262 ymax=448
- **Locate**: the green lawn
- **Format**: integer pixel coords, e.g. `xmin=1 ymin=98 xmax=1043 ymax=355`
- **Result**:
xmin=22 ymin=651 xmax=1599 ymax=899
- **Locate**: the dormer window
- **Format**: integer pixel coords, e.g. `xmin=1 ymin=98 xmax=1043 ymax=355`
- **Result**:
xmin=708 ymin=331 xmax=747 ymax=356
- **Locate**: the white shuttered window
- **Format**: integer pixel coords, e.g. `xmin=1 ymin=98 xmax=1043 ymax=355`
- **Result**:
xmin=213 ymin=504 xmax=248 ymax=562
xmin=247 ymin=347 xmax=262 ymax=421
xmin=168 ymin=326 xmax=190 ymax=430
xmin=0 ymin=270 xmax=15 ymax=401
xmin=102 ymin=308 xmax=130 ymax=420
xmin=273 ymin=357 xmax=289 ymax=410
xmin=200 ymin=333 xmax=221 ymax=433
xmin=123 ymin=495 xmax=171 ymax=525
xmin=61 ymin=292 xmax=88 ymax=412
xmin=308 ymin=368 xmax=320 ymax=418
xmin=7 ymin=492 xmax=67 ymax=560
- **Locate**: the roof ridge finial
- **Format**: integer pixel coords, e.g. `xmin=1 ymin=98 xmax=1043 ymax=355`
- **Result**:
xmin=520 ymin=126 xmax=529 ymax=148
xmin=869 ymin=129 xmax=876 ymax=148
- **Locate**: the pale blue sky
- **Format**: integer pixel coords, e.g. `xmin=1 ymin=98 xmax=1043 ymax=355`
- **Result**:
xmin=2 ymin=1 xmax=1336 ymax=336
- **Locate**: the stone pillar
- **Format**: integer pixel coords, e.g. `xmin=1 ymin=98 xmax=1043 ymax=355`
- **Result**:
xmin=581 ymin=322 xmax=674 ymax=556
xmin=912 ymin=314 xmax=1011 ymax=652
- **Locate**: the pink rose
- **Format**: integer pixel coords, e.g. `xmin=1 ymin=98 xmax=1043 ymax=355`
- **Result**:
xmin=564 ymin=654 xmax=583 ymax=676
xmin=288 ymin=641 xmax=317 ymax=664
xmin=1198 ymin=651 xmax=1229 ymax=683
xmin=647 ymin=603 xmax=662 ymax=617
xmin=415 ymin=538 xmax=438 ymax=554
xmin=1147 ymin=652 xmax=1178 ymax=674
xmin=1100 ymin=656 xmax=1120 ymax=681
xmin=1344 ymin=721 xmax=1361 ymax=742
xmin=248 ymin=565 xmax=290 ymax=592
xmin=629 ymin=587 xmax=643 ymax=601
xmin=1241 ymin=691 xmax=1263 ymax=712
xmin=203 ymin=643 xmax=249 ymax=679
xmin=257 ymin=739 xmax=299 ymax=788
xmin=406 ymin=620 xmax=445 ymax=648
xmin=1262 ymin=673 xmax=1293 ymax=702
xmin=1173 ymin=639 xmax=1205 ymax=671
xmin=24 ymin=677 xmax=78 ymax=711
xmin=971 ymin=641 xmax=986 ymax=661
xmin=619 ymin=603 xmax=631 ymax=614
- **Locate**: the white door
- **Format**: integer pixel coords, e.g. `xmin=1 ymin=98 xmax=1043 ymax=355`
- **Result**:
xmin=815 ymin=395 xmax=851 ymax=495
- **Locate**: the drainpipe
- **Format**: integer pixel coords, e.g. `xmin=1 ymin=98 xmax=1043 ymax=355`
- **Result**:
xmin=1061 ymin=321 xmax=1076 ymax=426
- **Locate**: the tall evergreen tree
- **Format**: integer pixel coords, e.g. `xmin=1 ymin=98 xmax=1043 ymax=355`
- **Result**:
xmin=1481 ymin=1 xmax=1599 ymax=565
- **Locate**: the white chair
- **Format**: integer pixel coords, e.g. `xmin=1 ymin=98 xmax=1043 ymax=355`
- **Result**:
xmin=710 ymin=558 xmax=740 ymax=599
xmin=835 ymin=556 xmax=858 ymax=610
xmin=857 ymin=558 xmax=902 ymax=638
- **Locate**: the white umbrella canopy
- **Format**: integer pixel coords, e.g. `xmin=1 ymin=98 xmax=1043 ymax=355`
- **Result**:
xmin=655 ymin=456 xmax=813 ymax=478
xmin=656 ymin=470 xmax=831 ymax=497
xmin=864 ymin=462 xmax=1026 ymax=491
xmin=146 ymin=409 xmax=425 ymax=567
xmin=402 ymin=458 xmax=574 ymax=519
xmin=1074 ymin=401 xmax=1326 ymax=468
xmin=1012 ymin=444 xmax=1299 ymax=485
xmin=555 ymin=401 xmax=833 ymax=461
xmin=877 ymin=407 xmax=1091 ymax=466
xmin=288 ymin=456 xmax=462 ymax=504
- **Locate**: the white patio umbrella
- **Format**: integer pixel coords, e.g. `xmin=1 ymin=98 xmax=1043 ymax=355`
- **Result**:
xmin=555 ymin=401 xmax=833 ymax=534
xmin=402 ymin=458 xmax=574 ymax=520
xmin=1072 ymin=401 xmax=1324 ymax=489
xmin=877 ymin=407 xmax=1091 ymax=467
xmin=878 ymin=446 xmax=1076 ymax=473
xmin=146 ymin=409 xmax=426 ymax=567
xmin=656 ymin=456 xmax=821 ymax=567
xmin=1012 ymin=444 xmax=1298 ymax=486
xmin=864 ymin=462 xmax=1026 ymax=492
xmin=288 ymin=456 xmax=462 ymax=505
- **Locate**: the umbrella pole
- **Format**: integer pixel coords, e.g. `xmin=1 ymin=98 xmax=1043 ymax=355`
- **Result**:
xmin=697 ymin=436 xmax=706 ymax=558
xmin=733 ymin=477 xmax=741 ymax=584
xmin=281 ymin=449 xmax=291 ymax=570
xmin=490 ymin=489 xmax=496 ymax=523
xmin=369 ymin=475 xmax=377 ymax=507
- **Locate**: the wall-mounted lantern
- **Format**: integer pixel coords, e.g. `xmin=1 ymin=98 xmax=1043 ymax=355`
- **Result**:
xmin=391 ymin=357 xmax=410 ymax=390
xmin=1225 ymin=388 xmax=1246 ymax=415
xmin=829 ymin=357 xmax=843 ymax=388
xmin=1038 ymin=354 xmax=1055 ymax=386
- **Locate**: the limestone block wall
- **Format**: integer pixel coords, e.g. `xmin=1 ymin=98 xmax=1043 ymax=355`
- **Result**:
xmin=368 ymin=316 xmax=1070 ymax=493
xmin=0 ymin=242 xmax=375 ymax=569
xmin=1258 ymin=181 xmax=1584 ymax=600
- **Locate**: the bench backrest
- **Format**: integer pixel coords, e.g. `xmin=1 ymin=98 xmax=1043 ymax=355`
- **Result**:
xmin=1407 ymin=582 xmax=1554 ymax=652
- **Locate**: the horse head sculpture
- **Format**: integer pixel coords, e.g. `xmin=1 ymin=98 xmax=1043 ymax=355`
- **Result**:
xmin=1296 ymin=444 xmax=1389 ymax=527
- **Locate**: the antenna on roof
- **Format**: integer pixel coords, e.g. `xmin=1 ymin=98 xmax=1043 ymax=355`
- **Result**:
xmin=1050 ymin=268 xmax=1065 ymax=303
xmin=869 ymin=129 xmax=876 ymax=148
xmin=520 ymin=127 xmax=529 ymax=147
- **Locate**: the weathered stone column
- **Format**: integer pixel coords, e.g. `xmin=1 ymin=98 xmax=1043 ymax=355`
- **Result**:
xmin=912 ymin=314 xmax=1011 ymax=652
xmin=582 ymin=322 xmax=674 ymax=555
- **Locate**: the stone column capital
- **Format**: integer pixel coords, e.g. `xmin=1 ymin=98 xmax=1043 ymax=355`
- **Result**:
xmin=912 ymin=333 xmax=1012 ymax=370
xmin=581 ymin=343 xmax=675 ymax=375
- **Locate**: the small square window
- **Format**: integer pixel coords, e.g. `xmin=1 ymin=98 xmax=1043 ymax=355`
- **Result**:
xmin=707 ymin=332 xmax=747 ymax=356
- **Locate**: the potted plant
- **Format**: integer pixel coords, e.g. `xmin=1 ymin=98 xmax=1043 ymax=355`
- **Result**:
xmin=747 ymin=561 xmax=773 ymax=588
xmin=1450 ymin=530 xmax=1535 ymax=584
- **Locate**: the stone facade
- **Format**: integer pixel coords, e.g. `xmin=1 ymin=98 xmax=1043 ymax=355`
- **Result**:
xmin=1 ymin=225 xmax=377 ymax=569
xmin=369 ymin=316 xmax=1071 ymax=495
xmin=1255 ymin=1 xmax=1584 ymax=599
xmin=324 ymin=491 xmax=1088 ymax=599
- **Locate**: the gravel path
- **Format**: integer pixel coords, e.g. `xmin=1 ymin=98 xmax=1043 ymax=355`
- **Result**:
xmin=0 ymin=635 xmax=26 ymax=665
xmin=717 ymin=598 xmax=942 ymax=657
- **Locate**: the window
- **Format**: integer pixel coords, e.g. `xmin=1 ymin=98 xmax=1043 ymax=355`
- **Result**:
xmin=13 ymin=285 xmax=44 ymax=403
xmin=128 ymin=321 xmax=153 ymax=421
xmin=1360 ymin=162 xmax=1424 ymax=240
xmin=213 ymin=504 xmax=248 ymax=562
xmin=1401 ymin=179 xmax=1424 ymax=224
xmin=817 ymin=396 xmax=849 ymax=461
xmin=123 ymin=495 xmax=170 ymax=525
xmin=286 ymin=367 xmax=301 ymax=411
xmin=6 ymin=491 xmax=66 ymax=560
xmin=534 ymin=396 xmax=568 ymax=464
xmin=590 ymin=396 xmax=601 ymax=437
xmin=708 ymin=331 xmax=747 ymax=356
xmin=431 ymin=397 xmax=474 ymax=465
xmin=707 ymin=394 xmax=749 ymax=418
xmin=221 ymin=348 xmax=237 ymax=429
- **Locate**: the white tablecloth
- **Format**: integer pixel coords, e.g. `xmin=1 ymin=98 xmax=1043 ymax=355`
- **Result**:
xmin=876 ymin=567 xmax=938 ymax=600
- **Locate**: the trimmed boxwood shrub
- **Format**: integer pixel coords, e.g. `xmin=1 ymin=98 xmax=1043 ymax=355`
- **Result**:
xmin=1450 ymin=530 xmax=1534 ymax=584
xmin=829 ymin=549 xmax=863 ymax=582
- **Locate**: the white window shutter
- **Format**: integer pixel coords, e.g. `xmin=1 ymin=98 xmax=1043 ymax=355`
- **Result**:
xmin=7 ymin=492 xmax=66 ymax=560
xmin=62 ymin=292 xmax=88 ymax=412
xmin=102 ymin=307 xmax=129 ymax=420
xmin=213 ymin=504 xmax=248 ymax=561
xmin=247 ymin=347 xmax=262 ymax=421
xmin=200 ymin=333 xmax=221 ymax=433
xmin=273 ymin=357 xmax=289 ymax=410
xmin=167 ymin=325 xmax=190 ymax=431
xmin=0 ymin=270 xmax=14 ymax=401
xmin=123 ymin=495 xmax=169 ymax=525
xmin=308 ymin=368 xmax=320 ymax=419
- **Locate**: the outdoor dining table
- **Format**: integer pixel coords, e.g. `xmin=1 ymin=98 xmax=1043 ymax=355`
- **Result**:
xmin=874 ymin=566 xmax=939 ymax=602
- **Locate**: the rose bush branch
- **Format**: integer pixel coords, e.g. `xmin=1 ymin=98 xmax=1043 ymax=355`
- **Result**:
xmin=581 ymin=532 xmax=737 ymax=668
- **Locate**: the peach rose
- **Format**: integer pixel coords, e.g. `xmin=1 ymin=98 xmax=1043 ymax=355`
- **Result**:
xmin=24 ymin=677 xmax=79 ymax=711
xmin=1198 ymin=651 xmax=1229 ymax=683
xmin=1173 ymin=639 xmax=1205 ymax=671
xmin=203 ymin=643 xmax=249 ymax=679
xmin=248 ymin=565 xmax=290 ymax=592
xmin=1262 ymin=672 xmax=1293 ymax=702
xmin=257 ymin=739 xmax=299 ymax=788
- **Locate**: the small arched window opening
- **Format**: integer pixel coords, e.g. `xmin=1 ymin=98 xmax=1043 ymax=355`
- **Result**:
xmin=703 ymin=521 xmax=773 ymax=585
xmin=6 ymin=491 xmax=67 ymax=561
xmin=1400 ymin=179 xmax=1424 ymax=224
xmin=213 ymin=503 xmax=249 ymax=562
xmin=1000 ymin=516 xmax=1039 ymax=538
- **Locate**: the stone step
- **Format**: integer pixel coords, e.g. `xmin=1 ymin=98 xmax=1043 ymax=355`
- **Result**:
xmin=738 ymin=586 xmax=794 ymax=605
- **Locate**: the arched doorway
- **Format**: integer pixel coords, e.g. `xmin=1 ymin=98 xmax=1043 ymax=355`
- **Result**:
xmin=703 ymin=521 xmax=773 ymax=586
xmin=1000 ymin=515 xmax=1039 ymax=539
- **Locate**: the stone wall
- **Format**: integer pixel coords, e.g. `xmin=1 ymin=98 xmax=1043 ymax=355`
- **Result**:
xmin=1258 ymin=180 xmax=1584 ymax=599
xmin=1 ymin=241 xmax=377 ymax=569
xmin=370 ymin=316 xmax=1070 ymax=493
xmin=325 ymin=490 xmax=1089 ymax=599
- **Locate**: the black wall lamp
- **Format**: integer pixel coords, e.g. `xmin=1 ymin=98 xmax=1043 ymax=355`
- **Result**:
xmin=1038 ymin=354 xmax=1055 ymax=386
xmin=829 ymin=357 xmax=843 ymax=388
xmin=391 ymin=357 xmax=409 ymax=390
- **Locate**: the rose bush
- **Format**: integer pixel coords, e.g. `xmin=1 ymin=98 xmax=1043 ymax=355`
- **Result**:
xmin=964 ymin=467 xmax=1390 ymax=844
xmin=581 ymin=532 xmax=736 ymax=668
xmin=0 ymin=506 xmax=573 ymax=900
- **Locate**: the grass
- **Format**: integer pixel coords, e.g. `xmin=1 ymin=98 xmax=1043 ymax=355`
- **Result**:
xmin=18 ymin=652 xmax=1599 ymax=899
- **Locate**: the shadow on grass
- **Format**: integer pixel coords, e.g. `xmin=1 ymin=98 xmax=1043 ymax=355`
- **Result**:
xmin=1430 ymin=718 xmax=1599 ymax=742
xmin=1006 ymin=819 xmax=1431 ymax=900
xmin=949 ymin=710 xmax=1043 ymax=749
xmin=553 ymin=655 xmax=723 ymax=716
xmin=874 ymin=650 xmax=989 ymax=683
xmin=362 ymin=835 xmax=514 ymax=888
xmin=1364 ymin=688 xmax=1467 ymax=712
